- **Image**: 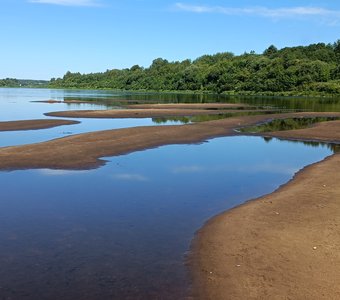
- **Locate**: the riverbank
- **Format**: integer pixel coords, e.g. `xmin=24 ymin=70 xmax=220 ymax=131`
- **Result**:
xmin=190 ymin=120 xmax=340 ymax=300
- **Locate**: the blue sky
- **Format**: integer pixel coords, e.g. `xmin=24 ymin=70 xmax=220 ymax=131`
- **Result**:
xmin=1 ymin=0 xmax=340 ymax=79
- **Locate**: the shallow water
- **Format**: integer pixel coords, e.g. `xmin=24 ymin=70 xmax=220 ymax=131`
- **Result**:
xmin=0 ymin=88 xmax=337 ymax=299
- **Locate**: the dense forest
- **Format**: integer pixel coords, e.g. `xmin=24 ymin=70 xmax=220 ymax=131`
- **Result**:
xmin=0 ymin=78 xmax=48 ymax=88
xmin=48 ymin=41 xmax=340 ymax=95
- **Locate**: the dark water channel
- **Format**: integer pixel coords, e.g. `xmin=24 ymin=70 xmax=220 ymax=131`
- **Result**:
xmin=0 ymin=89 xmax=339 ymax=299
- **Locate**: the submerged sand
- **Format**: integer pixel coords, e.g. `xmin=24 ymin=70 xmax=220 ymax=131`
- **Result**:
xmin=0 ymin=119 xmax=79 ymax=131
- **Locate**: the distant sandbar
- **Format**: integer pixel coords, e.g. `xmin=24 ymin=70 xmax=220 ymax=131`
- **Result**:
xmin=0 ymin=119 xmax=79 ymax=132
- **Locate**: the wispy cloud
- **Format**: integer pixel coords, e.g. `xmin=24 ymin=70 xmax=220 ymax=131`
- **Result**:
xmin=29 ymin=0 xmax=102 ymax=6
xmin=174 ymin=3 xmax=340 ymax=21
xmin=112 ymin=173 xmax=149 ymax=182
xmin=172 ymin=165 xmax=205 ymax=174
xmin=38 ymin=169 xmax=90 ymax=176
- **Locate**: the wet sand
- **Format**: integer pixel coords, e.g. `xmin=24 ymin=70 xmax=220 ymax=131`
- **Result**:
xmin=190 ymin=120 xmax=340 ymax=299
xmin=0 ymin=119 xmax=79 ymax=131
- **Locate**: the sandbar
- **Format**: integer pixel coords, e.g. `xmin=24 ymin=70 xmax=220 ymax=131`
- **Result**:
xmin=44 ymin=108 xmax=268 ymax=119
xmin=0 ymin=119 xmax=79 ymax=131
xmin=0 ymin=112 xmax=339 ymax=170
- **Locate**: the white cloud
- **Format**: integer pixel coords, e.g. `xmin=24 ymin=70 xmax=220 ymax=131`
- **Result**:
xmin=38 ymin=169 xmax=90 ymax=176
xmin=237 ymin=163 xmax=298 ymax=175
xmin=171 ymin=163 xmax=298 ymax=175
xmin=174 ymin=3 xmax=340 ymax=21
xmin=29 ymin=0 xmax=102 ymax=7
xmin=112 ymin=173 xmax=149 ymax=182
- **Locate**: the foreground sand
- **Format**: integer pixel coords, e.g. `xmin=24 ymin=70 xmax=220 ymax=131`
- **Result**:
xmin=190 ymin=121 xmax=340 ymax=300
xmin=0 ymin=119 xmax=79 ymax=131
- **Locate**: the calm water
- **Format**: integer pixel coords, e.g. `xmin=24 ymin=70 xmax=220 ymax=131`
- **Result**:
xmin=0 ymin=88 xmax=338 ymax=299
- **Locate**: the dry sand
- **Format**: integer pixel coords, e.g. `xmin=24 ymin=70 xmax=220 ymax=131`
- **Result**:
xmin=0 ymin=119 xmax=79 ymax=131
xmin=190 ymin=119 xmax=340 ymax=300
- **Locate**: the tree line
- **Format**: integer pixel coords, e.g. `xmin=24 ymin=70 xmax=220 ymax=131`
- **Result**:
xmin=3 ymin=41 xmax=340 ymax=95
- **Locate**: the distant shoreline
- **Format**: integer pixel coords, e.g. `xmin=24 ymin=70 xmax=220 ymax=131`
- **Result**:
xmin=2 ymin=85 xmax=340 ymax=98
